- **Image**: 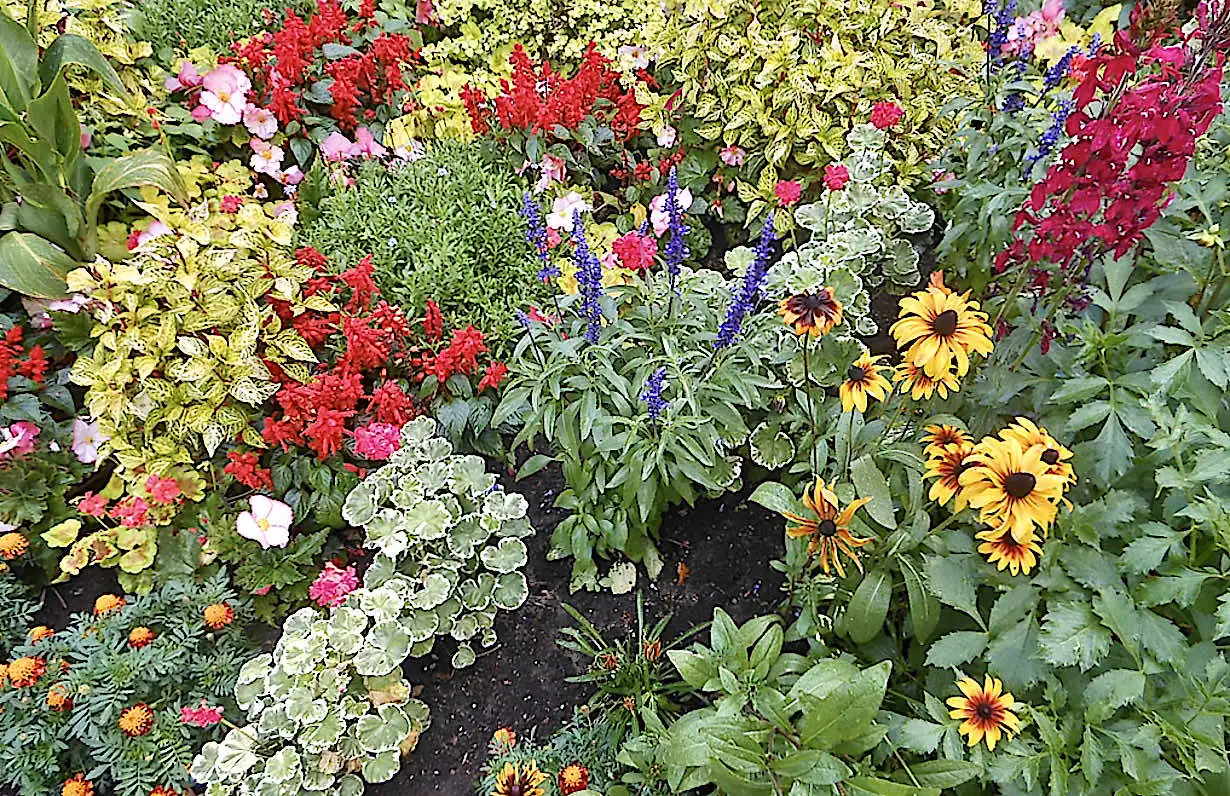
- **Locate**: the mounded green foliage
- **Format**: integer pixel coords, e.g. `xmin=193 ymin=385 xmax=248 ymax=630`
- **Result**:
xmin=297 ymin=144 xmax=545 ymax=350
xmin=130 ymin=0 xmax=312 ymax=62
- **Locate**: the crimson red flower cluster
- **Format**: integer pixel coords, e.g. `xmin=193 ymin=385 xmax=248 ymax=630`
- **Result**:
xmin=460 ymin=43 xmax=644 ymax=142
xmin=232 ymin=0 xmax=421 ymax=130
xmin=999 ymin=5 xmax=1226 ymax=271
xmin=0 ymin=326 xmax=48 ymax=401
xmin=228 ymin=248 xmax=504 ymax=470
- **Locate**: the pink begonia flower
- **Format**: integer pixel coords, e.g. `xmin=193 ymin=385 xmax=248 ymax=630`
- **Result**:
xmin=199 ymin=64 xmax=250 ymax=125
xmin=242 ymin=104 xmax=278 ymax=139
xmin=181 ymin=701 xmax=224 ymax=728
xmin=545 ymin=227 xmax=562 ymax=248
xmin=535 ymin=153 xmax=566 ymax=192
xmin=353 ymin=422 xmax=402 ymax=460
xmin=236 ymin=495 xmax=293 ymax=549
xmin=250 ymin=140 xmax=284 ymax=176
xmin=79 ymin=125 xmax=91 ymax=150
xmin=546 ymin=192 xmax=591 ymax=232
xmin=71 ymin=418 xmax=105 ymax=464
xmin=281 ymin=165 xmax=305 ymax=186
xmin=130 ymin=220 xmax=171 ymax=250
xmin=719 ymin=145 xmax=745 ymax=167
xmin=649 ymin=187 xmax=692 ymax=236
xmin=309 ymin=562 xmax=360 ymax=608
xmin=415 ymin=0 xmax=435 ymax=24
xmin=321 ymin=130 xmax=354 ymax=161
xmin=165 ymin=61 xmax=202 ymax=92
xmin=252 ymin=585 xmax=272 ymax=596
xmin=353 ymin=126 xmax=387 ymax=158
xmin=191 ymin=104 xmax=213 ymax=122
xmin=656 ymin=126 xmax=677 ymax=148
xmin=0 ymin=422 xmax=39 ymax=459
xmin=22 ymin=294 xmax=87 ymax=330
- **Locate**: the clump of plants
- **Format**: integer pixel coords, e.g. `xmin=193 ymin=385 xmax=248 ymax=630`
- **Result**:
xmin=297 ymin=143 xmax=544 ymax=348
xmin=475 ymin=712 xmax=618 ymax=796
xmin=131 ymin=0 xmax=312 ymax=61
xmin=192 ymin=599 xmax=430 ymax=793
xmin=341 ymin=416 xmax=536 ymax=668
xmin=0 ymin=573 xmax=254 ymax=796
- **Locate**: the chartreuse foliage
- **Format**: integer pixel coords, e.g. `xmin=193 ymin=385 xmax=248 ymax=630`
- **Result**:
xmin=496 ymin=266 xmax=783 ymax=592
xmin=617 ymin=609 xmax=977 ymax=795
xmin=197 ymin=419 xmax=534 ymax=793
xmin=0 ymin=572 xmax=254 ymax=796
xmin=341 ymin=416 xmax=536 ymax=669
xmin=0 ymin=2 xmax=184 ymax=297
xmin=648 ymin=0 xmax=983 ymax=198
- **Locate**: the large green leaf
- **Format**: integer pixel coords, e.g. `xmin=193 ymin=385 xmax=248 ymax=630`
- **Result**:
xmin=85 ymin=149 xmax=186 ymax=231
xmin=0 ymin=9 xmax=36 ymax=113
xmin=38 ymin=33 xmax=127 ymax=97
xmin=26 ymin=73 xmax=79 ymax=162
xmin=0 ymin=231 xmax=75 ymax=297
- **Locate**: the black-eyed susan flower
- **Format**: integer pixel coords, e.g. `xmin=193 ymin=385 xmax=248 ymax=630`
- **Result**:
xmin=960 ymin=437 xmax=1066 ymax=542
xmin=924 ymin=442 xmax=977 ymax=511
xmin=203 ymin=602 xmax=234 ymax=629
xmin=782 ymin=478 xmax=873 ymax=577
xmin=491 ymin=760 xmax=546 ymax=796
xmin=839 ymin=353 xmax=892 ymax=413
xmin=7 ymin=656 xmax=45 ymax=688
xmin=976 ymin=527 xmax=1042 ymax=575
xmin=489 ymin=727 xmax=516 ymax=753
xmin=893 ymin=360 xmax=960 ymax=401
xmin=999 ymin=417 xmax=1075 ymax=486
xmin=946 ymin=675 xmax=1023 ymax=750
xmin=890 ymin=284 xmax=993 ymax=377
xmin=558 ymin=763 xmax=590 ymax=795
xmin=921 ymin=424 xmax=970 ymax=458
xmin=119 ymin=703 xmax=154 ymax=737
xmin=779 ymin=288 xmax=843 ymax=337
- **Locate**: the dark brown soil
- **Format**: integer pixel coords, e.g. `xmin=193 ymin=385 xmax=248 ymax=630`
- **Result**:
xmin=382 ymin=465 xmax=784 ymax=794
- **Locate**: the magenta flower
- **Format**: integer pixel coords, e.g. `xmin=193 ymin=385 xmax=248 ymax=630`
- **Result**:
xmin=353 ymin=422 xmax=401 ymax=460
xmin=180 ymin=701 xmax=224 ymax=728
xmin=309 ymin=562 xmax=359 ymax=608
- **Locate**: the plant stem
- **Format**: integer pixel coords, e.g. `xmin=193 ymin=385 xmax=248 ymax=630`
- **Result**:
xmin=802 ymin=333 xmax=819 ymax=475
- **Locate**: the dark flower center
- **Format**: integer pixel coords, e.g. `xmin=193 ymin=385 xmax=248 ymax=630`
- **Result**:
xmin=1004 ymin=472 xmax=1037 ymax=499
xmin=793 ymin=291 xmax=837 ymax=319
xmin=1041 ymin=448 xmax=1060 ymax=465
xmin=846 ymin=365 xmax=867 ymax=382
xmin=817 ymin=519 xmax=838 ymax=537
xmin=975 ymin=701 xmax=995 ymax=720
xmin=933 ymin=309 xmax=959 ymax=337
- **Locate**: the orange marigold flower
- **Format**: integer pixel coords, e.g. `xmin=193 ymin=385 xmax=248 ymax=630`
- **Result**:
xmin=149 ymin=786 xmax=179 ymax=796
xmin=28 ymin=625 xmax=54 ymax=643
xmin=128 ymin=626 xmax=156 ymax=648
xmin=47 ymin=682 xmax=73 ymax=712
xmin=203 ymin=602 xmax=235 ymax=629
xmin=62 ymin=774 xmax=94 ymax=796
xmin=490 ymin=726 xmax=516 ymax=752
xmin=0 ymin=663 xmax=8 ymax=687
xmin=558 ymin=762 xmax=591 ymax=795
xmin=93 ymin=594 xmax=126 ymax=615
xmin=8 ymin=655 xmax=46 ymax=688
xmin=0 ymin=531 xmax=28 ymax=559
xmin=119 ymin=703 xmax=155 ymax=736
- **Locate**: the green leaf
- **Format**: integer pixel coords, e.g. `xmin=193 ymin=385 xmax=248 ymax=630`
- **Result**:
xmin=893 ymin=760 xmax=980 ymax=788
xmin=924 ymin=630 xmax=988 ymax=668
xmin=748 ymin=480 xmax=796 ymax=517
xmin=902 ymin=557 xmax=939 ymax=641
xmin=38 ymin=34 xmax=127 ymax=97
xmin=923 ymin=554 xmax=982 ymax=623
xmin=515 ymin=453 xmax=553 ymax=479
xmin=844 ymin=569 xmax=892 ymax=644
xmin=769 ymin=750 xmax=850 ymax=786
xmin=851 ymin=455 xmax=895 ymax=528
xmin=1038 ymin=601 xmax=1112 ymax=671
xmin=85 ymin=149 xmax=187 ymax=232
xmin=797 ymin=661 xmax=890 ymax=748
xmin=1083 ymin=669 xmax=1145 ymax=720
xmin=0 ymin=231 xmax=75 ymax=297
xmin=847 ymin=776 xmax=939 ymax=796
xmin=0 ymin=10 xmax=36 ymax=112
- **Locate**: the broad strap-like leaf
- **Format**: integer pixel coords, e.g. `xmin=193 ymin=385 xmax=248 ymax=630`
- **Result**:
xmin=38 ymin=33 xmax=127 ymax=98
xmin=0 ymin=8 xmax=36 ymax=113
xmin=85 ymin=149 xmax=187 ymax=231
xmin=0 ymin=231 xmax=76 ymax=297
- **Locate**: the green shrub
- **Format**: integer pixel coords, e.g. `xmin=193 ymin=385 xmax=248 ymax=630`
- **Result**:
xmin=130 ymin=0 xmax=312 ymax=63
xmin=298 ymin=145 xmax=544 ymax=351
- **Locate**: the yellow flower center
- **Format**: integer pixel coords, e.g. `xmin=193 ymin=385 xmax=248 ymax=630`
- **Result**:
xmin=257 ymin=518 xmax=270 ymax=531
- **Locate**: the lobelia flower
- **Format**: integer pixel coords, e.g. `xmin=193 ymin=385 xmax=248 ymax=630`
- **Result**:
xmin=719 ymin=144 xmax=746 ymax=166
xmin=242 ymin=104 xmax=278 ymax=139
xmin=249 ymin=140 xmax=284 ymax=176
xmin=236 ymin=495 xmax=293 ymax=549
xmin=199 ymin=64 xmax=250 ymax=125
xmin=715 ymin=212 xmax=775 ymax=349
xmin=309 ymin=562 xmax=359 ymax=607
xmin=547 ymin=192 xmax=591 ymax=232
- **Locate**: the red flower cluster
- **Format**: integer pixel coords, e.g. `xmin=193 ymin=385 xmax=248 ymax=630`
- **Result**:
xmin=0 ymin=326 xmax=49 ymax=401
xmin=232 ymin=0 xmax=421 ymax=130
xmin=245 ymin=248 xmax=504 ymax=465
xmin=1000 ymin=5 xmax=1227 ymax=270
xmin=461 ymin=43 xmax=644 ymax=142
